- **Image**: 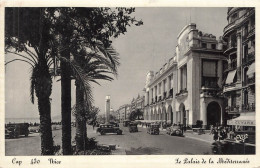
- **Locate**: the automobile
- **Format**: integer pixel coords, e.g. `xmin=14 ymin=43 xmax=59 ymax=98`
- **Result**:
xmin=211 ymin=130 xmax=255 ymax=154
xmin=128 ymin=122 xmax=138 ymax=133
xmin=166 ymin=125 xmax=183 ymax=136
xmin=123 ymin=120 xmax=131 ymax=127
xmin=5 ymin=123 xmax=29 ymax=138
xmin=147 ymin=123 xmax=160 ymax=135
xmin=96 ymin=124 xmax=123 ymax=135
xmin=29 ymin=125 xmax=40 ymax=133
xmin=109 ymin=122 xmax=119 ymax=128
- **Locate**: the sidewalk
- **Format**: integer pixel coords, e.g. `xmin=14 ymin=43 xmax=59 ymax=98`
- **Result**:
xmin=184 ymin=131 xmax=214 ymax=144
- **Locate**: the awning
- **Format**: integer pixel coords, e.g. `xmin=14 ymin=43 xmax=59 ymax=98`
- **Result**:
xmin=247 ymin=62 xmax=255 ymax=78
xmin=225 ymin=70 xmax=237 ymax=84
xmin=227 ymin=113 xmax=255 ymax=126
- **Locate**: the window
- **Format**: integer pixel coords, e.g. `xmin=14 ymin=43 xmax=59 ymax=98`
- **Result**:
xmin=244 ymin=90 xmax=248 ymax=106
xmin=230 ymin=13 xmax=238 ymax=22
xmin=231 ymin=94 xmax=236 ymax=109
xmin=202 ymin=43 xmax=207 ymax=48
xmin=180 ymin=65 xmax=187 ymax=91
xmin=211 ymin=44 xmax=216 ymax=50
xmin=159 ymin=83 xmax=161 ymax=94
xmin=202 ymin=60 xmax=218 ymax=88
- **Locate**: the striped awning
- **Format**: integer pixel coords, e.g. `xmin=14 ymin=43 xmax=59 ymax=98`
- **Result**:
xmin=225 ymin=70 xmax=237 ymax=84
xmin=247 ymin=62 xmax=255 ymax=78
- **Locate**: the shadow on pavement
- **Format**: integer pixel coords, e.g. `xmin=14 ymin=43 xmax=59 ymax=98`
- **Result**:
xmin=125 ymin=147 xmax=162 ymax=155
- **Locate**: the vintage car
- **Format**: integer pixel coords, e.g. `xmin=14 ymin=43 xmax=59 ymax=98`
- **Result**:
xmin=166 ymin=125 xmax=183 ymax=136
xmin=96 ymin=124 xmax=123 ymax=135
xmin=123 ymin=120 xmax=131 ymax=127
xmin=211 ymin=130 xmax=255 ymax=154
xmin=5 ymin=123 xmax=29 ymax=138
xmin=110 ymin=122 xmax=119 ymax=128
xmin=147 ymin=123 xmax=160 ymax=135
xmin=128 ymin=122 xmax=138 ymax=133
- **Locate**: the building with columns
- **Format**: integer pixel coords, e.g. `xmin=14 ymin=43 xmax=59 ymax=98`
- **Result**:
xmin=223 ymin=8 xmax=255 ymax=127
xmin=175 ymin=23 xmax=226 ymax=128
xmin=144 ymin=57 xmax=177 ymax=124
xmin=144 ymin=23 xmax=227 ymax=128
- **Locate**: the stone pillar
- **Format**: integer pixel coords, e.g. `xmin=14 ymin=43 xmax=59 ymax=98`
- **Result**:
xmin=177 ymin=69 xmax=181 ymax=92
xmin=237 ymin=32 xmax=241 ymax=82
xmin=105 ymin=95 xmax=110 ymax=123
xmin=200 ymin=99 xmax=207 ymax=128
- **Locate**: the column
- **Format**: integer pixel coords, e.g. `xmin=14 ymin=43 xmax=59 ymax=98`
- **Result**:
xmin=177 ymin=69 xmax=181 ymax=92
xmin=237 ymin=32 xmax=241 ymax=82
xmin=200 ymin=100 xmax=207 ymax=128
xmin=105 ymin=95 xmax=110 ymax=123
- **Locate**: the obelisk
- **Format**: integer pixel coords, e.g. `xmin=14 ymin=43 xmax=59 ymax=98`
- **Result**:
xmin=105 ymin=95 xmax=111 ymax=123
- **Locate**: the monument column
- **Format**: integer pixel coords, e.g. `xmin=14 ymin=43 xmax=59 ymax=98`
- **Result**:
xmin=105 ymin=95 xmax=111 ymax=123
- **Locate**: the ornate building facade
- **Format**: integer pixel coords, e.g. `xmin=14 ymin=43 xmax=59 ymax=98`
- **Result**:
xmin=144 ymin=57 xmax=177 ymax=124
xmin=144 ymin=23 xmax=227 ymax=128
xmin=223 ymin=8 xmax=255 ymax=127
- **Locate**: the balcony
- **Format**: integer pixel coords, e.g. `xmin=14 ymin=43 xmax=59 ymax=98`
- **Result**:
xmin=225 ymin=105 xmax=240 ymax=114
xmin=224 ymin=8 xmax=255 ymax=35
xmin=200 ymin=87 xmax=221 ymax=98
xmin=158 ymin=96 xmax=162 ymax=102
xmin=242 ymin=52 xmax=255 ymax=66
xmin=241 ymin=103 xmax=255 ymax=112
xmin=175 ymin=88 xmax=188 ymax=97
xmin=224 ymin=60 xmax=237 ymax=72
xmin=243 ymin=26 xmax=255 ymax=40
xmin=163 ymin=92 xmax=167 ymax=99
xmin=167 ymin=89 xmax=173 ymax=99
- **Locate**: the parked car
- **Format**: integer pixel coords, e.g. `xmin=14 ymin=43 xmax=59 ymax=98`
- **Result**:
xmin=110 ymin=122 xmax=119 ymax=128
xmin=211 ymin=130 xmax=255 ymax=154
xmin=96 ymin=124 xmax=123 ymax=135
xmin=123 ymin=120 xmax=131 ymax=127
xmin=29 ymin=125 xmax=40 ymax=133
xmin=128 ymin=122 xmax=138 ymax=133
xmin=166 ymin=125 xmax=183 ymax=136
xmin=147 ymin=123 xmax=160 ymax=135
xmin=5 ymin=123 xmax=29 ymax=138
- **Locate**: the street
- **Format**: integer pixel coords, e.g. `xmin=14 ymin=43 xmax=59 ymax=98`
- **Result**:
xmin=5 ymin=124 xmax=212 ymax=155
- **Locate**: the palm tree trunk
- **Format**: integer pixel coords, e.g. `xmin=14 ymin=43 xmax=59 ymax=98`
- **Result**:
xmin=60 ymin=50 xmax=72 ymax=155
xmin=38 ymin=96 xmax=54 ymax=155
xmin=75 ymin=81 xmax=86 ymax=152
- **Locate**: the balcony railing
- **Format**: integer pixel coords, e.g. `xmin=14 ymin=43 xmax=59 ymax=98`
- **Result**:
xmin=225 ymin=60 xmax=237 ymax=72
xmin=158 ymin=96 xmax=162 ymax=102
xmin=167 ymin=89 xmax=173 ymax=99
xmin=225 ymin=105 xmax=239 ymax=113
xmin=224 ymin=8 xmax=255 ymax=34
xmin=163 ymin=92 xmax=167 ymax=99
xmin=242 ymin=52 xmax=255 ymax=66
xmin=176 ymin=88 xmax=188 ymax=97
xmin=241 ymin=103 xmax=255 ymax=111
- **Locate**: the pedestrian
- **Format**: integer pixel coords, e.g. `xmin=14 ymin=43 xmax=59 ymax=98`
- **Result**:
xmin=209 ymin=125 xmax=214 ymax=135
xmin=213 ymin=127 xmax=218 ymax=141
xmin=93 ymin=122 xmax=95 ymax=130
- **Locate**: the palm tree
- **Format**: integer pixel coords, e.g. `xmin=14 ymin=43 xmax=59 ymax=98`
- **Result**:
xmin=70 ymin=42 xmax=119 ymax=152
xmin=5 ymin=8 xmax=56 ymax=155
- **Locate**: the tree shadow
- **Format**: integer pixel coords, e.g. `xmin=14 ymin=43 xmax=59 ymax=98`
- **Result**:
xmin=125 ymin=147 xmax=162 ymax=155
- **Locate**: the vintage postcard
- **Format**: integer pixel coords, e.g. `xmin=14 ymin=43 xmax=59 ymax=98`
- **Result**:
xmin=0 ymin=0 xmax=259 ymax=168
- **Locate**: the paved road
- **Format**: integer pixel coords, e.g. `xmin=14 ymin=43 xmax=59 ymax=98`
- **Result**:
xmin=5 ymin=124 xmax=212 ymax=155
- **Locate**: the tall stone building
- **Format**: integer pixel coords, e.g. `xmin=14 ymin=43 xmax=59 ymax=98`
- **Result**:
xmin=175 ymin=23 xmax=226 ymax=128
xmin=223 ymin=8 xmax=255 ymax=128
xmin=145 ymin=23 xmax=227 ymax=128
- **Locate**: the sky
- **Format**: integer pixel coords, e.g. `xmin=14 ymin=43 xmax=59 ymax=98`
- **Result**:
xmin=5 ymin=7 xmax=228 ymax=119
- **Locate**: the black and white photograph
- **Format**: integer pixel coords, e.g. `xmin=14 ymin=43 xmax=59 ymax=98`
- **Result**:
xmin=1 ymin=2 xmax=259 ymax=167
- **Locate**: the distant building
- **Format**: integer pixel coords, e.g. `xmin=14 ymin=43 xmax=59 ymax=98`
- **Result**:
xmin=116 ymin=104 xmax=129 ymax=122
xmin=144 ymin=57 xmax=177 ymax=124
xmin=223 ymin=8 xmax=255 ymax=126
xmin=129 ymin=95 xmax=145 ymax=120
